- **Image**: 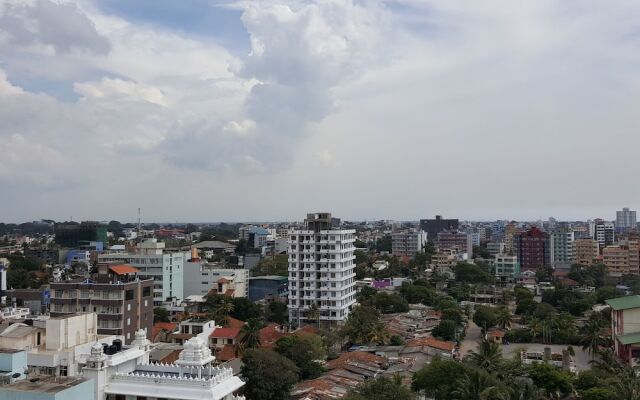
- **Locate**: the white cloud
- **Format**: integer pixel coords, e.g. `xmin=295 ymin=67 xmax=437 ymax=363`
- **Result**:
xmin=74 ymin=78 xmax=168 ymax=106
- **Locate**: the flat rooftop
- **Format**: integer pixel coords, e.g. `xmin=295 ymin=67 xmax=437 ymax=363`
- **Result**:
xmin=0 ymin=348 xmax=24 ymax=354
xmin=0 ymin=376 xmax=88 ymax=393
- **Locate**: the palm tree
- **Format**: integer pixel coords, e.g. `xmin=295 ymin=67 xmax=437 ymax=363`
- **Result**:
xmin=452 ymin=369 xmax=499 ymax=400
xmin=307 ymin=302 xmax=320 ymax=328
xmin=240 ymin=318 xmax=263 ymax=351
xmin=527 ymin=317 xmax=542 ymax=342
xmin=613 ymin=364 xmax=640 ymax=400
xmin=466 ymin=339 xmax=503 ymax=372
xmin=496 ymin=307 xmax=513 ymax=330
xmin=580 ymin=314 xmax=607 ymax=358
xmin=367 ymin=322 xmax=390 ymax=345
xmin=214 ymin=298 xmax=235 ymax=325
xmin=507 ymin=380 xmax=545 ymax=400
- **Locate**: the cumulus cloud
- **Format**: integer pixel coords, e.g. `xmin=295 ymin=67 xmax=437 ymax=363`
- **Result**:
xmin=1 ymin=0 xmax=640 ymax=221
xmin=0 ymin=0 xmax=110 ymax=54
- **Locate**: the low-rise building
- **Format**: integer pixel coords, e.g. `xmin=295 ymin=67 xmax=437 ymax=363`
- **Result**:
xmin=248 ymin=276 xmax=288 ymax=302
xmin=184 ymin=255 xmax=249 ymax=298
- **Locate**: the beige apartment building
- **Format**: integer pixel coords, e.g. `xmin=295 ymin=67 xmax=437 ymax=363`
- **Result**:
xmin=573 ymin=238 xmax=600 ymax=266
xmin=603 ymin=241 xmax=640 ymax=277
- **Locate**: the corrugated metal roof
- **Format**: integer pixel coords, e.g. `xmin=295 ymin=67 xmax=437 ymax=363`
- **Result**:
xmin=606 ymin=295 xmax=640 ymax=310
xmin=617 ymin=332 xmax=640 ymax=345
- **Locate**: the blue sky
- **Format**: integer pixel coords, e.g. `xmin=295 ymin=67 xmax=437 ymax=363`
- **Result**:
xmin=1 ymin=0 xmax=640 ymax=223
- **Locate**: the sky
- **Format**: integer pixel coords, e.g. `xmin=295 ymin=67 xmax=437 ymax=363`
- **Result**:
xmin=1 ymin=0 xmax=640 ymax=223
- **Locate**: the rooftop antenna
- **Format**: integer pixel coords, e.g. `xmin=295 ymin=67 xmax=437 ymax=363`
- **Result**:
xmin=137 ymin=208 xmax=141 ymax=235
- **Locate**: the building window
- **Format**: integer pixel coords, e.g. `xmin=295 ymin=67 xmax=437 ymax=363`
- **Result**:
xmin=143 ymin=287 xmax=151 ymax=297
xmin=125 ymin=290 xmax=134 ymax=301
xmin=60 ymin=366 xmax=68 ymax=377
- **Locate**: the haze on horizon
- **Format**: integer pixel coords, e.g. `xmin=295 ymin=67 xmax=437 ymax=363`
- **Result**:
xmin=1 ymin=0 xmax=639 ymax=223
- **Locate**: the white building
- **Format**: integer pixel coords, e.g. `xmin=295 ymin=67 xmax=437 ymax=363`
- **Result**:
xmin=590 ymin=221 xmax=616 ymax=249
xmin=391 ymin=229 xmax=428 ymax=258
xmin=617 ymin=208 xmax=637 ymax=232
xmin=99 ymin=239 xmax=188 ymax=305
xmin=83 ymin=330 xmax=244 ymax=400
xmin=183 ymin=258 xmax=249 ymax=298
xmin=288 ymin=213 xmax=356 ymax=327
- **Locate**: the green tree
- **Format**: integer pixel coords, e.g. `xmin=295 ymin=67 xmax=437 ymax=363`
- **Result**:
xmin=466 ymin=339 xmax=503 ymax=373
xmin=275 ymin=334 xmax=326 ymax=380
xmin=527 ymin=362 xmax=574 ymax=398
xmin=580 ymin=314 xmax=609 ymax=358
xmin=432 ymin=320 xmax=458 ymax=341
xmin=341 ymin=306 xmax=388 ymax=345
xmin=451 ymin=368 xmax=502 ymax=400
xmin=413 ymin=357 xmax=468 ymax=400
xmin=454 ymin=263 xmax=493 ymax=284
xmin=364 ymin=292 xmax=409 ymax=314
xmin=344 ymin=376 xmax=412 ymax=400
xmin=495 ymin=307 xmax=513 ymax=330
xmin=473 ymin=306 xmax=497 ymax=331
xmin=265 ymin=301 xmax=288 ymax=324
xmin=251 ymin=254 xmax=289 ymax=276
xmin=241 ymin=349 xmax=299 ymax=400
xmin=240 ymin=318 xmax=263 ymax=351
xmin=153 ymin=307 xmax=170 ymax=323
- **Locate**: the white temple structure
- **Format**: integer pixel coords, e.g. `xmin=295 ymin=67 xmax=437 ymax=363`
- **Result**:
xmin=83 ymin=329 xmax=245 ymax=400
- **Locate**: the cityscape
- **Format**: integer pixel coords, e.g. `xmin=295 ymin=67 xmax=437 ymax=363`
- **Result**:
xmin=1 ymin=210 xmax=640 ymax=399
xmin=3 ymin=1 xmax=640 ymax=400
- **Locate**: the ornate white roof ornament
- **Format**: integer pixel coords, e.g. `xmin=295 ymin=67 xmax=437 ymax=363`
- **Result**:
xmin=132 ymin=329 xmax=151 ymax=350
xmin=175 ymin=337 xmax=215 ymax=367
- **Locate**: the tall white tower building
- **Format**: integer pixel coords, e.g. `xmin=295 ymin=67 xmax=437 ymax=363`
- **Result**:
xmin=288 ymin=213 xmax=356 ymax=328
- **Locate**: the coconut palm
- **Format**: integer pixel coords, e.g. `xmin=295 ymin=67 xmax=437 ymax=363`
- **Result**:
xmin=580 ymin=314 xmax=608 ymax=357
xmin=366 ymin=322 xmax=390 ymax=345
xmin=613 ymin=364 xmax=640 ymax=400
xmin=496 ymin=307 xmax=513 ymax=330
xmin=466 ymin=339 xmax=503 ymax=372
xmin=507 ymin=380 xmax=546 ymax=400
xmin=240 ymin=318 xmax=263 ymax=351
xmin=451 ymin=369 xmax=500 ymax=400
xmin=214 ymin=298 xmax=235 ymax=325
xmin=527 ymin=317 xmax=542 ymax=342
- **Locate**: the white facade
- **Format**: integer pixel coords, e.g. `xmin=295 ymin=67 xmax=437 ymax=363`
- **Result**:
xmin=183 ymin=261 xmax=249 ymax=298
xmin=391 ymin=229 xmax=428 ymax=258
xmin=99 ymin=239 xmax=188 ymax=305
xmin=591 ymin=221 xmax=616 ymax=248
xmin=83 ymin=330 xmax=244 ymax=400
xmin=287 ymin=228 xmax=357 ymax=326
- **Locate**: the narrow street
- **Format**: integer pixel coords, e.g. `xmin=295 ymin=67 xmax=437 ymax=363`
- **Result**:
xmin=459 ymin=321 xmax=482 ymax=357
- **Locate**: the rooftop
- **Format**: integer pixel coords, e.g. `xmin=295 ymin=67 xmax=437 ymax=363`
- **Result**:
xmin=109 ymin=264 xmax=140 ymax=275
xmin=606 ymin=295 xmax=640 ymax=310
xmin=0 ymin=376 xmax=88 ymax=393
xmin=211 ymin=327 xmax=242 ymax=339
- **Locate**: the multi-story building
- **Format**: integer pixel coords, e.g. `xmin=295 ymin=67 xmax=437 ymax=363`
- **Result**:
xmin=183 ymin=250 xmax=249 ymax=298
xmin=99 ymin=238 xmax=188 ymax=305
xmin=391 ymin=229 xmax=427 ymax=258
xmin=248 ymin=276 xmax=288 ymax=301
xmin=603 ymin=241 xmax=640 ymax=277
xmin=419 ymin=216 xmax=458 ymax=241
xmin=504 ymin=223 xmax=524 ymax=254
xmin=607 ymin=295 xmax=640 ymax=366
xmin=572 ymin=238 xmax=600 ymax=266
xmin=239 ymin=225 xmax=269 ymax=248
xmin=486 ymin=242 xmax=505 ymax=258
xmin=617 ymin=208 xmax=637 ymax=233
xmin=551 ymin=229 xmax=574 ymax=267
xmin=49 ymin=263 xmax=153 ymax=343
xmin=515 ymin=227 xmax=551 ymax=271
xmin=591 ymin=219 xmax=616 ymax=249
xmin=436 ymin=230 xmax=473 ymax=257
xmin=54 ymin=221 xmax=107 ymax=249
xmin=287 ymin=213 xmax=356 ymax=328
xmin=493 ymin=254 xmax=520 ymax=286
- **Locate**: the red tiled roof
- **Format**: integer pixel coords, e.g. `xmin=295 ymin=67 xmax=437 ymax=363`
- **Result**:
xmin=488 ymin=330 xmax=505 ymax=338
xmin=216 ymin=344 xmax=237 ymax=361
xmin=259 ymin=324 xmax=286 ymax=348
xmin=109 ymin=264 xmax=139 ymax=275
xmin=406 ymin=336 xmax=455 ymax=352
xmin=292 ymin=324 xmax=320 ymax=336
xmin=210 ymin=327 xmax=242 ymax=339
xmin=217 ymin=277 xmax=231 ymax=284
xmin=225 ymin=317 xmax=245 ymax=329
xmin=152 ymin=322 xmax=177 ymax=339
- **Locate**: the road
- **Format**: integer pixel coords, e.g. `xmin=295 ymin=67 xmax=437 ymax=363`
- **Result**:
xmin=459 ymin=321 xmax=482 ymax=357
